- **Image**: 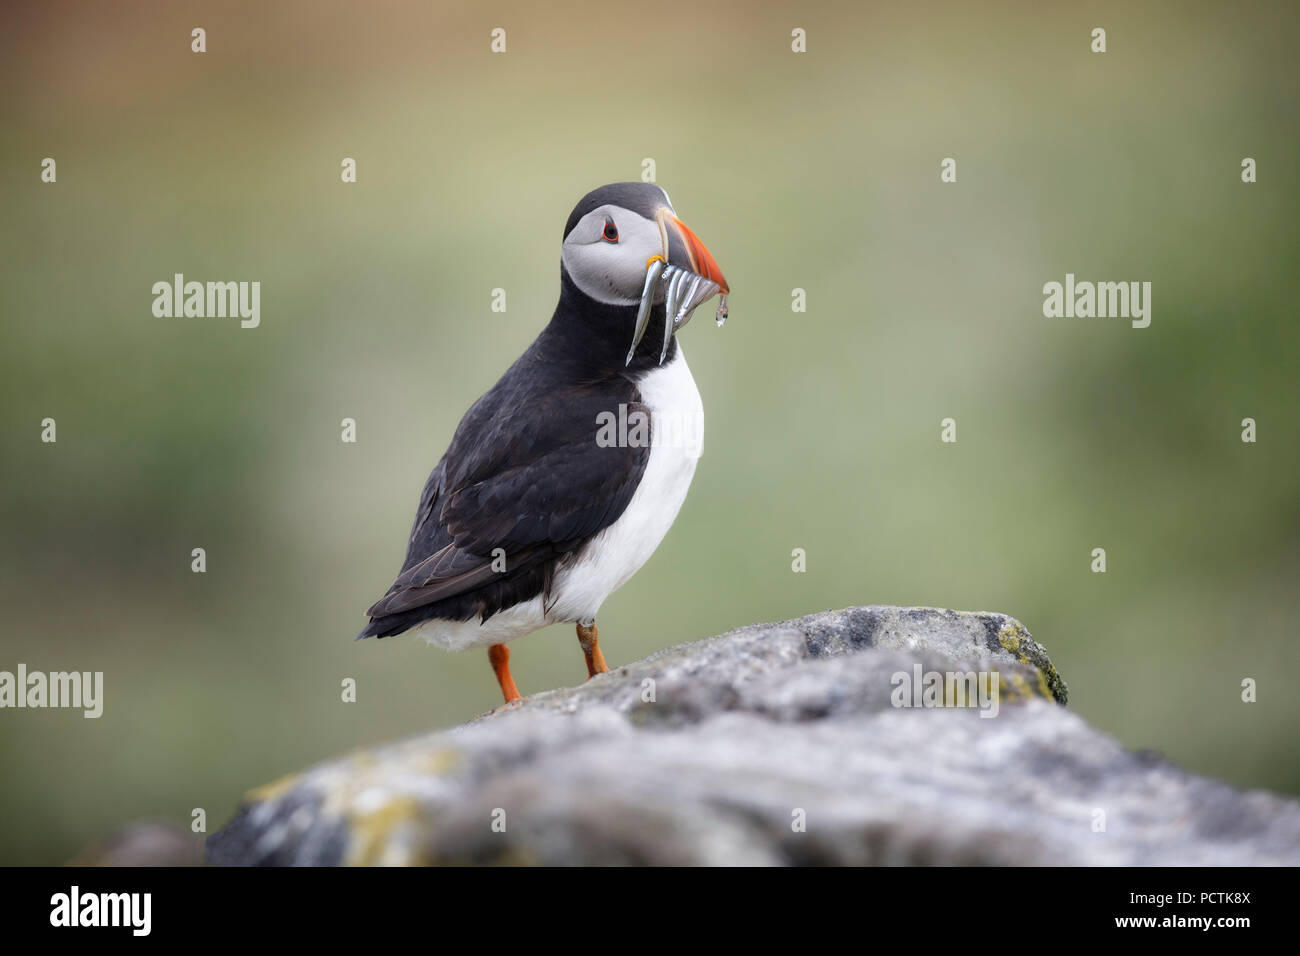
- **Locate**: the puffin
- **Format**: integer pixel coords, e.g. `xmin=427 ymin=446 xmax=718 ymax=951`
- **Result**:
xmin=356 ymin=182 xmax=729 ymax=704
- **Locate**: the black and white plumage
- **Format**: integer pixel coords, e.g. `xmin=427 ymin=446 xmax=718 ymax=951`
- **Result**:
xmin=356 ymin=183 xmax=728 ymax=698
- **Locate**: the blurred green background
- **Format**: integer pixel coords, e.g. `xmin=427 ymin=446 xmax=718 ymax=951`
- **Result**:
xmin=2 ymin=0 xmax=1297 ymax=865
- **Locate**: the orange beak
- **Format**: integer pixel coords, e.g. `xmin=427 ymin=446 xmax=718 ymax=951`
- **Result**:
xmin=660 ymin=211 xmax=729 ymax=294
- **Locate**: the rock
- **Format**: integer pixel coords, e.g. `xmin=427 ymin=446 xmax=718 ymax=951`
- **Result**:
xmin=207 ymin=606 xmax=1300 ymax=866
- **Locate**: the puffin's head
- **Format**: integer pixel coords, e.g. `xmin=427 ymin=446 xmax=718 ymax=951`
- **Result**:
xmin=561 ymin=182 xmax=729 ymax=365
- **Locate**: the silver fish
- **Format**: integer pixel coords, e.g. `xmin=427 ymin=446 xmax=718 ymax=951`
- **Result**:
xmin=682 ymin=277 xmax=720 ymax=330
xmin=625 ymin=260 xmax=730 ymax=366
xmin=626 ymin=258 xmax=663 ymax=366
xmin=661 ymin=268 xmax=688 ymax=364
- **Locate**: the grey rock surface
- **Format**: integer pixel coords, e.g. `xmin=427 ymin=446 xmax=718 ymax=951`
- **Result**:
xmin=208 ymin=606 xmax=1300 ymax=865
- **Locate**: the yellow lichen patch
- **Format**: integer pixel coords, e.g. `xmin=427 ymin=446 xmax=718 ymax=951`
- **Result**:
xmin=997 ymin=621 xmax=1028 ymax=656
xmin=996 ymin=622 xmax=1065 ymax=704
xmin=418 ymin=748 xmax=460 ymax=775
xmin=1004 ymin=672 xmax=1036 ymax=701
xmin=245 ymin=771 xmax=302 ymax=806
xmin=345 ymin=795 xmax=429 ymax=866
xmin=335 ymin=751 xmax=463 ymax=864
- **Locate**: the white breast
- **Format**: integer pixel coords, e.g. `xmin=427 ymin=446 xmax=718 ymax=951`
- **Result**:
xmin=547 ymin=348 xmax=704 ymax=624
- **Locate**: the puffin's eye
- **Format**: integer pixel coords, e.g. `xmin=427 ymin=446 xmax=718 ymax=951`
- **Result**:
xmin=601 ymin=217 xmax=619 ymax=243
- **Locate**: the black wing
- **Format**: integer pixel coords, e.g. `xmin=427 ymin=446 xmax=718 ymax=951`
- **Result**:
xmin=358 ymin=378 xmax=649 ymax=636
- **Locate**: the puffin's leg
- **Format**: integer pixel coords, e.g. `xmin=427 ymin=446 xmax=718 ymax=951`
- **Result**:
xmin=488 ymin=643 xmax=522 ymax=703
xmin=576 ymin=619 xmax=610 ymax=678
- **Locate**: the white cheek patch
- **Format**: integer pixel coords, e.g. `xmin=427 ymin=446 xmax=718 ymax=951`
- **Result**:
xmin=562 ymin=246 xmax=640 ymax=305
xmin=562 ymin=209 xmax=664 ymax=306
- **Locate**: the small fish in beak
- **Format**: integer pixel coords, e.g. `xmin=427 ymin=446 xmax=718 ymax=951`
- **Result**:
xmin=626 ymin=256 xmax=664 ymax=366
xmin=625 ymin=212 xmax=730 ymax=366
